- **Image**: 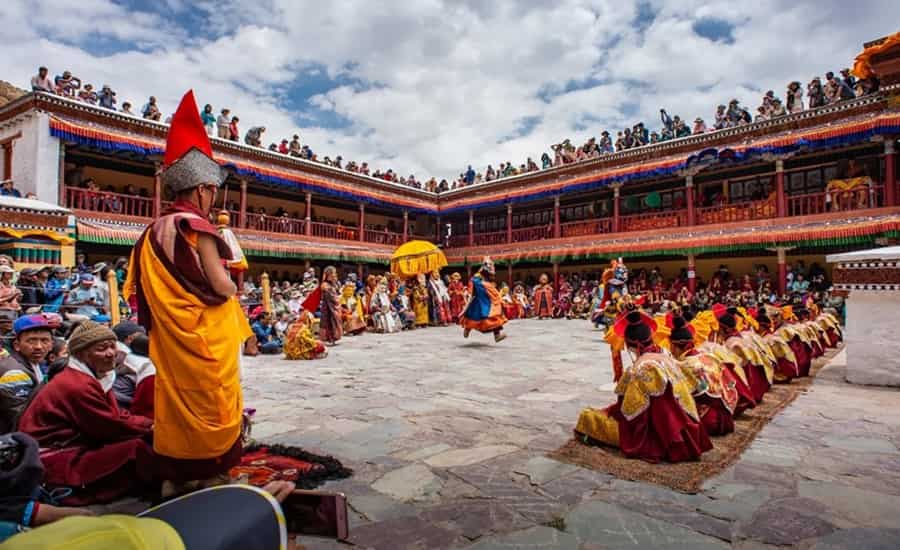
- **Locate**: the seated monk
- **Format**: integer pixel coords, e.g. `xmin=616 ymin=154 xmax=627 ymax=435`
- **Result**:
xmin=776 ymin=306 xmax=814 ymax=377
xmin=717 ymin=308 xmax=772 ymax=404
xmin=695 ymin=325 xmax=756 ymax=416
xmin=670 ymin=316 xmax=739 ymax=436
xmin=794 ymin=302 xmax=825 ymax=359
xmin=283 ymin=310 xmax=328 ymax=360
xmin=816 ymin=309 xmax=843 ymax=348
xmin=575 ymin=310 xmax=712 ymax=463
xmin=17 ymin=321 xmax=154 ymax=505
xmin=755 ymin=308 xmax=799 ymax=383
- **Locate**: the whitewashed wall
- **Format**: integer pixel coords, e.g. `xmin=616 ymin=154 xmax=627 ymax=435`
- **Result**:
xmin=0 ymin=112 xmax=61 ymax=203
xmin=845 ymin=291 xmax=900 ymax=387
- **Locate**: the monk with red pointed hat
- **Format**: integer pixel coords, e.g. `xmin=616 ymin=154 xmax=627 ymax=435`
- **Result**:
xmin=124 ymin=91 xmax=252 ymax=496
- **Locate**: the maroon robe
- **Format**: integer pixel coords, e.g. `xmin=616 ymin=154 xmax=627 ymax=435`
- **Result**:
xmin=318 ymin=282 xmax=343 ymax=344
xmin=18 ymin=366 xmax=154 ymax=504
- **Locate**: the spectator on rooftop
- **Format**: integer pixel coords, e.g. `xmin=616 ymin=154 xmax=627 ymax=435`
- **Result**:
xmin=726 ymin=99 xmax=743 ymax=127
xmin=121 ymin=102 xmax=134 ymax=115
xmin=823 ymin=72 xmax=842 ymax=103
xmin=288 ymin=135 xmax=301 ymax=156
xmin=268 ymin=143 xmax=278 ymax=152
xmin=692 ymin=118 xmax=707 ymax=134
xmin=141 ymin=96 xmax=161 ymax=121
xmin=761 ymin=90 xmax=777 ymax=117
xmin=54 ymin=70 xmax=81 ymax=97
xmin=770 ymin=98 xmax=787 ymax=118
xmin=649 ymin=131 xmax=659 ymax=143
xmin=464 ymin=165 xmax=475 ymax=185
xmin=334 ymin=156 xmax=343 ymax=169
xmin=1 ymin=180 xmax=21 ymax=198
xmin=786 ymin=81 xmax=804 ymax=113
xmin=216 ymin=109 xmax=231 ymax=139
xmin=526 ymin=157 xmax=538 ymax=171
xmin=229 ymin=116 xmax=240 ymax=141
xmin=714 ymin=104 xmax=727 ymax=129
xmin=245 ymin=126 xmax=265 ymax=147
xmin=278 ymin=139 xmax=289 ymax=154
xmin=359 ymin=162 xmax=369 ymax=175
xmin=77 ymin=84 xmax=97 ymax=104
xmin=30 ymin=66 xmax=54 ymax=93
xmin=808 ymin=77 xmax=826 ymax=108
xmin=98 ymin=86 xmax=116 ymax=110
xmin=201 ymin=104 xmax=216 ymax=135
xmin=755 ymin=105 xmax=768 ymax=121
xmin=840 ymin=68 xmax=856 ymax=94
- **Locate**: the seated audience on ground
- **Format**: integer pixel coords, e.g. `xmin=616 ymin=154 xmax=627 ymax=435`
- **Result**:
xmin=0 ymin=314 xmax=57 ymax=433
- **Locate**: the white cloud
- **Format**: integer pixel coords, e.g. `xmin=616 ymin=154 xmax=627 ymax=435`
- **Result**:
xmin=0 ymin=0 xmax=896 ymax=180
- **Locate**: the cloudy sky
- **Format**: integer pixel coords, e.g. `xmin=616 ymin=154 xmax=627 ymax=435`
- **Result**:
xmin=2 ymin=1 xmax=895 ymax=180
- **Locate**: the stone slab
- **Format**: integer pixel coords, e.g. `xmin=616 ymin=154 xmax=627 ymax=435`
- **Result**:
xmin=798 ymin=481 xmax=900 ymax=528
xmin=466 ymin=525 xmax=579 ymax=550
xmin=371 ymin=464 xmax=443 ymax=502
xmin=513 ymin=456 xmax=580 ymax=486
xmin=425 ymin=445 xmax=520 ymax=468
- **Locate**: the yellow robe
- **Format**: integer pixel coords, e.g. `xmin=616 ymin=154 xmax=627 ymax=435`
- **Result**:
xmin=127 ymin=229 xmax=251 ymax=460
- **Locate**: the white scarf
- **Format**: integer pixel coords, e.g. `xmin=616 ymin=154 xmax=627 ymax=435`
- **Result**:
xmin=68 ymin=355 xmax=117 ymax=394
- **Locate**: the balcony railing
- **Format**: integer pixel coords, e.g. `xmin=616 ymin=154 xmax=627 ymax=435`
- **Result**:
xmin=364 ymin=228 xmax=404 ymax=246
xmin=787 ymin=184 xmax=883 ymax=217
xmin=472 ymin=230 xmax=508 ymax=246
xmin=66 ymin=186 xmax=154 ymax=218
xmin=245 ymin=213 xmax=306 ymax=234
xmin=560 ymin=218 xmax=612 ymax=238
xmin=511 ymin=225 xmax=552 ymax=242
xmin=310 ymin=221 xmax=358 ymax=241
xmin=697 ymin=198 xmax=776 ymax=225
xmin=619 ymin=210 xmax=687 ymax=232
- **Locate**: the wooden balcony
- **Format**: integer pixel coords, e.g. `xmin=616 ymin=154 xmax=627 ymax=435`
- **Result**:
xmin=65 ymin=186 xmax=154 ymax=218
xmin=788 ymin=185 xmax=884 ymax=217
xmin=560 ymin=218 xmax=612 ymax=238
xmin=619 ymin=210 xmax=687 ymax=232
xmin=697 ymin=198 xmax=775 ymax=225
xmin=511 ymin=225 xmax=552 ymax=242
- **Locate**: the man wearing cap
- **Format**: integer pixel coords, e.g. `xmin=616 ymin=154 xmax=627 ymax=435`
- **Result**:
xmin=0 ymin=314 xmax=57 ymax=433
xmin=124 ymin=91 xmax=251 ymax=490
xmin=65 ymin=274 xmax=104 ymax=320
xmin=16 ymin=268 xmax=44 ymax=313
xmin=43 ymin=267 xmax=70 ymax=314
xmin=18 ymin=321 xmax=153 ymax=503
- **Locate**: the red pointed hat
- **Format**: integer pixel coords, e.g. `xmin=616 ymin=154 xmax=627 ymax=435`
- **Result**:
xmin=161 ymin=90 xmax=225 ymax=192
xmin=164 ymin=90 xmax=213 ymax=167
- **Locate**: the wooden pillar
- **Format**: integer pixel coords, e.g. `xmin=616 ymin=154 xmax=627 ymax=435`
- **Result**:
xmin=552 ymin=262 xmax=559 ymax=293
xmin=775 ymin=159 xmax=786 ymax=217
xmin=304 ymin=192 xmax=312 ymax=236
xmin=507 ymin=263 xmax=513 ymax=288
xmin=884 ymin=140 xmax=896 ymax=207
xmin=238 ymin=178 xmax=248 ymax=228
xmin=685 ymin=175 xmax=695 ymax=226
xmin=107 ymin=268 xmax=120 ymax=326
xmin=153 ymin=162 xmax=162 ymax=218
xmin=357 ymin=263 xmax=364 ymax=279
xmin=687 ymin=253 xmax=696 ymax=294
xmin=506 ymin=204 xmax=513 ymax=244
xmin=466 ymin=262 xmax=472 ymax=280
xmin=612 ymin=185 xmax=621 ymax=233
xmin=402 ymin=210 xmax=409 ymax=242
xmin=57 ymin=143 xmax=66 ymax=207
xmin=358 ymin=202 xmax=365 ymax=242
xmin=468 ymin=210 xmax=474 ymax=246
xmin=261 ymin=272 xmax=272 ymax=314
xmin=435 ymin=215 xmax=442 ymax=243
xmin=553 ymin=195 xmax=561 ymax=238
xmin=777 ymin=247 xmax=787 ymax=296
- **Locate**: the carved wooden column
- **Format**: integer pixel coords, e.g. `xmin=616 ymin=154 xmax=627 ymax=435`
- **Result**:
xmin=305 ymin=191 xmax=312 ymax=236
xmin=775 ymin=159 xmax=786 ymax=217
xmin=402 ymin=210 xmax=409 ymax=242
xmin=506 ymin=204 xmax=513 ymax=244
xmin=358 ymin=202 xmax=365 ymax=242
xmin=687 ymin=253 xmax=696 ymax=294
xmin=238 ymin=178 xmax=248 ymax=228
xmin=612 ymin=184 xmax=621 ymax=233
xmin=553 ymin=195 xmax=561 ymax=238
xmin=153 ymin=162 xmax=162 ymax=218
xmin=685 ymin=175 xmax=695 ymax=226
xmin=884 ymin=140 xmax=896 ymax=207
xmin=468 ymin=210 xmax=474 ymax=246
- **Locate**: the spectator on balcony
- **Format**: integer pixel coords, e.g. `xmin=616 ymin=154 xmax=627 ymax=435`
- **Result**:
xmin=288 ymin=135 xmax=301 ymax=156
xmin=77 ymin=83 xmax=97 ymax=104
xmin=786 ymin=81 xmax=804 ymax=114
xmin=142 ymin=96 xmax=161 ymax=121
xmin=103 ymin=185 xmax=123 ymax=213
xmin=121 ymin=101 xmax=134 ymax=115
xmin=54 ymin=71 xmax=81 ymax=97
xmin=769 ymin=98 xmax=786 ymax=118
xmin=201 ymin=104 xmax=216 ymax=135
xmin=692 ymin=118 xmax=707 ymax=134
xmin=245 ymin=126 xmax=265 ymax=147
xmin=30 ymin=66 xmax=54 ymax=93
xmin=124 ymin=184 xmax=139 ymax=197
xmin=216 ymin=109 xmax=231 ymax=138
xmin=714 ymin=104 xmax=727 ymax=129
xmin=229 ymin=116 xmax=240 ymax=141
xmin=96 ymin=85 xmax=116 ymax=110
xmin=807 ymin=77 xmax=826 ymax=108
xmin=1 ymin=179 xmax=21 ymax=198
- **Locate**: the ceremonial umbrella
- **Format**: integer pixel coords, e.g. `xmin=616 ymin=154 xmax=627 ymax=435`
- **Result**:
xmin=390 ymin=240 xmax=448 ymax=277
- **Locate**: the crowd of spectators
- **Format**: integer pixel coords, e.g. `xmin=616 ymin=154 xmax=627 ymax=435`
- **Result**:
xmin=27 ymin=63 xmax=880 ymax=195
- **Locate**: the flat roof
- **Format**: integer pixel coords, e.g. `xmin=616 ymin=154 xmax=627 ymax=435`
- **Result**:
xmin=827 ymin=246 xmax=900 ymax=262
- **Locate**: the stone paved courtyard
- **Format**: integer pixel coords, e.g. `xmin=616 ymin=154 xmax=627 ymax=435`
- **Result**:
xmin=242 ymin=320 xmax=900 ymax=549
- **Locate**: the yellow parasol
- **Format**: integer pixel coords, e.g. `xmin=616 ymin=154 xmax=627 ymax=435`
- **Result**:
xmin=390 ymin=240 xmax=448 ymax=278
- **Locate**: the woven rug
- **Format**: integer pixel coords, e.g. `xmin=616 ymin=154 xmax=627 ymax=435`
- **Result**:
xmin=549 ymin=347 xmax=840 ymax=494
xmin=230 ymin=444 xmax=353 ymax=490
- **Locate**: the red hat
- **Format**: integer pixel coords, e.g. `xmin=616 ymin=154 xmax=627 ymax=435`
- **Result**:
xmin=161 ymin=91 xmax=224 ymax=193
